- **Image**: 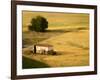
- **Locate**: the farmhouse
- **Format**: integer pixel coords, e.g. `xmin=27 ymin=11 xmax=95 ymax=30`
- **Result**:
xmin=31 ymin=44 xmax=53 ymax=54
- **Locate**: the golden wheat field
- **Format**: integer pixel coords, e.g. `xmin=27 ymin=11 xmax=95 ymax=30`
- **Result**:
xmin=22 ymin=11 xmax=89 ymax=68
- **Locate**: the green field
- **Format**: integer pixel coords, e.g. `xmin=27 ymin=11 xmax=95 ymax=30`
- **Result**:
xmin=22 ymin=11 xmax=89 ymax=68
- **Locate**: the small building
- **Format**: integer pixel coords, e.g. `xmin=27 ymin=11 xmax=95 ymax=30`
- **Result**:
xmin=31 ymin=44 xmax=53 ymax=54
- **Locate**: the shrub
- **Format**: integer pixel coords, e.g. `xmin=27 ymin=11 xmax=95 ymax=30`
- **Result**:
xmin=47 ymin=50 xmax=57 ymax=55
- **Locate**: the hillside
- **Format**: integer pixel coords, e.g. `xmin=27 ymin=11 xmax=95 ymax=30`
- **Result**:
xmin=22 ymin=11 xmax=89 ymax=68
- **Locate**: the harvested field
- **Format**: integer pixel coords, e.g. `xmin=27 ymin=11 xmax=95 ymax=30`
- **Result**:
xmin=22 ymin=11 xmax=89 ymax=68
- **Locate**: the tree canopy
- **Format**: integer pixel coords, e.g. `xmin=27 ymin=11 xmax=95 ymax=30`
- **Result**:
xmin=28 ymin=16 xmax=48 ymax=32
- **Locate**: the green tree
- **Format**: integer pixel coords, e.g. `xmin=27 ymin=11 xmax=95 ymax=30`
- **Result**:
xmin=28 ymin=16 xmax=48 ymax=32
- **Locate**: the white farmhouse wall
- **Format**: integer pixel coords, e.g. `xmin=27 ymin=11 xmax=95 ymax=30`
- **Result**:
xmin=36 ymin=46 xmax=53 ymax=52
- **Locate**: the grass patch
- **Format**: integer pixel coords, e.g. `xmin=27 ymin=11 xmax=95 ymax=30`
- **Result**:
xmin=22 ymin=56 xmax=50 ymax=69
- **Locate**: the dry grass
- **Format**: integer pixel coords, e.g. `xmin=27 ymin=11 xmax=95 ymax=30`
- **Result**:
xmin=22 ymin=30 xmax=89 ymax=67
xmin=22 ymin=11 xmax=89 ymax=32
xmin=22 ymin=11 xmax=89 ymax=68
xmin=38 ymin=30 xmax=89 ymax=67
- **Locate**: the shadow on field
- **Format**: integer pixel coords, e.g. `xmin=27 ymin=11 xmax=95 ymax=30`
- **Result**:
xmin=47 ymin=29 xmax=67 ymax=33
xmin=47 ymin=27 xmax=88 ymax=33
xmin=22 ymin=56 xmax=50 ymax=69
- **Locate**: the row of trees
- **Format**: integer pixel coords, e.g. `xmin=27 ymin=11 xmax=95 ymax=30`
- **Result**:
xmin=28 ymin=16 xmax=48 ymax=32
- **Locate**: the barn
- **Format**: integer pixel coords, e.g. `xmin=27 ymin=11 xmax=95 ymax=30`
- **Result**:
xmin=31 ymin=44 xmax=53 ymax=54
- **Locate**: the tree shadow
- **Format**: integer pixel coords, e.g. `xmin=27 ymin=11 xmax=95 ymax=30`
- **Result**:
xmin=47 ymin=27 xmax=88 ymax=33
xmin=47 ymin=29 xmax=68 ymax=33
xmin=76 ymin=27 xmax=88 ymax=31
xmin=22 ymin=56 xmax=50 ymax=69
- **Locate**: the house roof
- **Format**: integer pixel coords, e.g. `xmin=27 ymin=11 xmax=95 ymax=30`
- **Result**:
xmin=35 ymin=44 xmax=53 ymax=47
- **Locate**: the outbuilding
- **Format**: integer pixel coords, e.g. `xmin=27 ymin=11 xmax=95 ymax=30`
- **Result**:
xmin=31 ymin=44 xmax=53 ymax=54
